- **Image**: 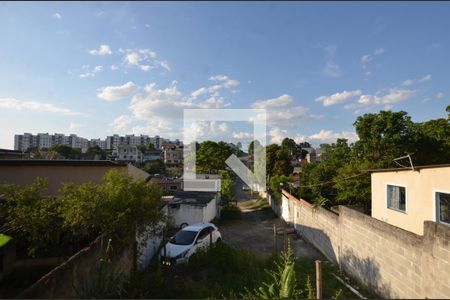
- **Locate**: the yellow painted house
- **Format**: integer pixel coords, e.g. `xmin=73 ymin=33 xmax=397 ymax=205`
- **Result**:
xmin=370 ymin=164 xmax=450 ymax=235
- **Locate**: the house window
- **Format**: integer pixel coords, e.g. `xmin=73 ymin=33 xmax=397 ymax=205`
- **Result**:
xmin=387 ymin=184 xmax=406 ymax=212
xmin=436 ymin=192 xmax=450 ymax=225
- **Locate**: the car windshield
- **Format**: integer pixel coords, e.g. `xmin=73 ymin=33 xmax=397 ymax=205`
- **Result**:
xmin=170 ymin=230 xmax=198 ymax=245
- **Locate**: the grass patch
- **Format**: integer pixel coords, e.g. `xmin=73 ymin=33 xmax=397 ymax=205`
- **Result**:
xmin=295 ymin=259 xmax=375 ymax=299
xmin=238 ymin=198 xmax=271 ymax=211
xmin=219 ymin=204 xmax=242 ymax=220
xmin=128 ymin=243 xmax=275 ymax=298
xmin=113 ymin=243 xmax=369 ymax=299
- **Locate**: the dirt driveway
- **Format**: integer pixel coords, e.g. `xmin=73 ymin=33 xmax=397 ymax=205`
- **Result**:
xmin=218 ymin=177 xmax=322 ymax=260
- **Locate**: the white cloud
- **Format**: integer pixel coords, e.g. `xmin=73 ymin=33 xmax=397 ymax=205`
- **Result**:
xmin=374 ymin=48 xmax=386 ymax=55
xmin=344 ymin=89 xmax=416 ymax=112
xmin=315 ymin=90 xmax=362 ymax=107
xmin=361 ymin=47 xmax=387 ymax=75
xmin=189 ymin=75 xmax=239 ymax=103
xmin=110 ymin=115 xmax=134 ymax=130
xmin=107 ymin=80 xmax=235 ymax=137
xmin=209 ymin=75 xmax=240 ymax=88
xmin=67 ymin=122 xmax=84 ymax=132
xmin=121 ymin=48 xmax=169 ymax=72
xmin=52 ymin=13 xmax=62 ymax=20
xmin=97 ymin=82 xmax=137 ymax=101
xmin=251 ymin=94 xmax=292 ymax=109
xmin=250 ymin=94 xmax=322 ymax=130
xmin=420 ymin=74 xmax=432 ymax=82
xmin=437 ymin=92 xmax=444 ymax=99
xmin=269 ymin=127 xmax=288 ymax=144
xmin=323 ymin=44 xmax=341 ymax=78
xmin=232 ymin=131 xmax=252 ymax=139
xmin=402 ymin=74 xmax=432 ymax=86
xmin=0 ymin=97 xmax=85 ymax=116
xmin=308 ymin=130 xmax=358 ymax=143
xmin=401 ymin=79 xmax=415 ymax=87
xmin=89 ymin=45 xmax=112 ymax=56
xmin=293 ymin=134 xmax=307 ymax=144
xmin=361 ymin=54 xmax=372 ymax=63
xmin=79 ymin=65 xmax=103 ymax=78
xmin=110 ymin=64 xmax=118 ymax=71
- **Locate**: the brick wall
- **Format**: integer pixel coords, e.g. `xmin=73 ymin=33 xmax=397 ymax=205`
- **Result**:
xmin=16 ymin=235 xmax=135 ymax=299
xmin=281 ymin=190 xmax=450 ymax=299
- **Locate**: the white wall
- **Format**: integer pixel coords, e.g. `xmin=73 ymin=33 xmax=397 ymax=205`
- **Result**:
xmin=203 ymin=196 xmax=217 ymax=223
xmin=168 ymin=204 xmax=205 ymax=227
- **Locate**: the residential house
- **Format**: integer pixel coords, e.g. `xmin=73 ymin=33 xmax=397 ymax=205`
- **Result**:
xmin=0 ymin=149 xmax=25 ymax=159
xmin=142 ymin=150 xmax=163 ymax=163
xmin=112 ymin=145 xmax=143 ymax=163
xmin=0 ymin=159 xmax=149 ymax=196
xmin=370 ymin=164 xmax=450 ymax=235
xmin=149 ymin=175 xmax=183 ymax=191
xmin=162 ymin=191 xmax=220 ymax=228
xmin=162 ymin=143 xmax=183 ymax=167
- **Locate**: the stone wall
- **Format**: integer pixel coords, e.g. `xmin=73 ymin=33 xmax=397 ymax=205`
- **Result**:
xmin=16 ymin=236 xmax=135 ymax=299
xmin=281 ymin=190 xmax=450 ymax=299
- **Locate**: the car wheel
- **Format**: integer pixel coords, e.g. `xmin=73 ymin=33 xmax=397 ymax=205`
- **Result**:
xmin=180 ymin=222 xmax=188 ymax=229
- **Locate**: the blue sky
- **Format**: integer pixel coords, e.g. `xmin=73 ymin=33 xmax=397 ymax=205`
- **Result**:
xmin=0 ymin=2 xmax=449 ymax=149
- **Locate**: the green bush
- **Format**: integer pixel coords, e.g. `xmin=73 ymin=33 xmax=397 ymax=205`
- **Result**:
xmin=220 ymin=205 xmax=242 ymax=220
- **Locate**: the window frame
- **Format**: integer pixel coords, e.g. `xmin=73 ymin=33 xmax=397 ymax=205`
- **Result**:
xmin=434 ymin=189 xmax=450 ymax=226
xmin=386 ymin=183 xmax=408 ymax=214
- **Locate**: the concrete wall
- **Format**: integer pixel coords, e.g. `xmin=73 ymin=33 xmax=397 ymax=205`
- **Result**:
xmin=371 ymin=166 xmax=450 ymax=235
xmin=16 ymin=235 xmax=135 ymax=299
xmin=136 ymin=225 xmax=162 ymax=271
xmin=281 ymin=190 xmax=450 ymax=299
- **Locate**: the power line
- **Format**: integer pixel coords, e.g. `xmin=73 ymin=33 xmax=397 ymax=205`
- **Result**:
xmin=297 ymin=172 xmax=368 ymax=189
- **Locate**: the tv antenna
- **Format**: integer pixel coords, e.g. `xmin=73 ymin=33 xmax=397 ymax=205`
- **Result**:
xmin=393 ymin=154 xmax=415 ymax=171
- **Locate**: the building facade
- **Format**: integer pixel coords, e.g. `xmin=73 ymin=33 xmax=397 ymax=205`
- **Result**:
xmin=371 ymin=164 xmax=450 ymax=235
xmin=14 ymin=133 xmax=176 ymax=152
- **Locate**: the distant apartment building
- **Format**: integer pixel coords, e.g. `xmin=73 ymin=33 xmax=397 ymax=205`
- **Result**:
xmin=14 ymin=133 xmax=177 ymax=153
xmin=14 ymin=133 xmax=37 ymax=151
xmin=89 ymin=138 xmax=106 ymax=150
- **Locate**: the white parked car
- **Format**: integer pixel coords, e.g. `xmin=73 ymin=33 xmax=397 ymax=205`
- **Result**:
xmin=160 ymin=223 xmax=222 ymax=265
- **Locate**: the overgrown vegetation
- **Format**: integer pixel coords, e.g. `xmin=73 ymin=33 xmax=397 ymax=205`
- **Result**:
xmin=298 ymin=108 xmax=450 ymax=212
xmin=0 ymin=170 xmax=164 ymax=258
xmin=79 ymin=242 xmax=357 ymax=299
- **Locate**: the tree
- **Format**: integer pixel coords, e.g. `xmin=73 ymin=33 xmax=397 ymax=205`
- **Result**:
xmin=248 ymin=140 xmax=262 ymax=157
xmin=196 ymin=141 xmax=234 ymax=173
xmin=220 ymin=173 xmax=235 ymax=205
xmin=0 ymin=178 xmax=65 ymax=257
xmin=281 ymin=138 xmax=297 ymax=158
xmin=352 ymin=110 xmax=416 ymax=165
xmin=266 ymin=144 xmax=293 ymax=177
xmin=0 ymin=170 xmax=164 ymax=257
xmin=59 ymin=170 xmax=164 ymax=243
xmin=299 ymin=139 xmax=351 ymax=203
xmin=269 ymin=174 xmax=291 ymax=203
xmin=142 ymin=160 xmax=165 ymax=174
xmin=86 ymin=146 xmax=107 ymax=160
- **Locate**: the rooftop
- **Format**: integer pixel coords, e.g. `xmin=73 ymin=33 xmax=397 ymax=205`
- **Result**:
xmin=163 ymin=191 xmax=217 ymax=206
xmin=366 ymin=164 xmax=450 ymax=173
xmin=0 ymin=159 xmax=127 ymax=167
